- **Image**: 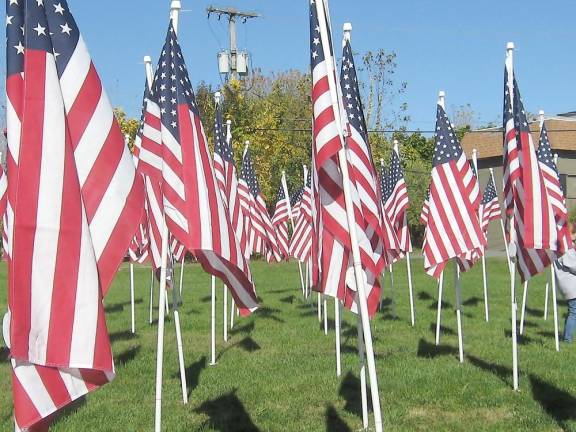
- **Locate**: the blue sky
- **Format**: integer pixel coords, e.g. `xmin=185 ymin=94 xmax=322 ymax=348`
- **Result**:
xmin=3 ymin=1 xmax=576 ymax=132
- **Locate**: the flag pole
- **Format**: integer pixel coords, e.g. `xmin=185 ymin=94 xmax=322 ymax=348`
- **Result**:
xmin=126 ymin=134 xmax=137 ymax=334
xmin=144 ymin=55 xmax=155 ymax=326
xmin=210 ymin=93 xmax=221 ymax=365
xmin=316 ymin=5 xmax=383 ymax=430
xmin=149 ymin=267 xmax=155 ymax=324
xmin=544 ymin=281 xmax=549 ymax=320
xmin=282 ymin=171 xmax=306 ymax=297
xmin=435 ymin=91 xmax=446 ymax=347
xmin=552 ymin=152 xmax=561 ymax=351
xmin=506 ymin=41 xmax=519 ymax=391
xmin=519 ymin=281 xmax=529 ymax=335
xmin=439 ymin=92 xmax=465 ymax=362
xmin=473 ymin=148 xmax=490 ymax=322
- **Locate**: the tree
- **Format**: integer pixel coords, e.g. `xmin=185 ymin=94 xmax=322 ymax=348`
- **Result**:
xmin=114 ymin=107 xmax=139 ymax=151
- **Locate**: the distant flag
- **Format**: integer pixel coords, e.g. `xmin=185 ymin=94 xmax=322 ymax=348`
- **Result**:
xmin=422 ymin=104 xmax=486 ymax=278
xmin=382 ymin=143 xmax=412 ymax=255
xmin=271 ymin=182 xmax=290 ymax=259
xmin=536 ymin=124 xmax=572 ymax=254
xmin=310 ymin=0 xmax=382 ymax=316
xmin=480 ymin=176 xmax=502 ymax=234
xmin=5 ymin=1 xmax=144 ymax=430
xmin=290 ymin=186 xmax=304 ymax=221
xmin=139 ymin=23 xmax=258 ymax=313
xmin=238 ymin=147 xmax=282 ymax=262
xmin=377 ymin=163 xmax=403 ymax=264
xmin=290 ymin=171 xmax=313 ymax=262
xmin=213 ymin=97 xmax=248 ymax=259
xmin=420 ymin=188 xmax=430 ymax=226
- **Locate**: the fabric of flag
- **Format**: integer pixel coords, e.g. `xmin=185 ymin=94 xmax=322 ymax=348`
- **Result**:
xmin=309 ymin=0 xmax=382 ymax=317
xmin=290 ymin=186 xmax=304 ymax=221
xmin=420 ymin=188 xmax=430 ymax=226
xmin=128 ymin=210 xmax=150 ymax=264
xmin=422 ymin=104 xmax=486 ymax=278
xmin=238 ymin=148 xmax=281 ymax=262
xmin=504 ymin=66 xmax=565 ymax=281
xmin=271 ymin=183 xmax=290 ymax=259
xmin=502 ymin=65 xmax=519 ymax=219
xmin=480 ymin=176 xmax=502 ymax=234
xmin=377 ymin=164 xmax=403 ymax=264
xmin=290 ymin=172 xmax=313 ymax=262
xmin=213 ymin=99 xmax=248 ymax=260
xmin=536 ymin=124 xmax=572 ymax=255
xmin=382 ymin=143 xmax=412 ymax=255
xmin=139 ymin=23 xmax=258 ymax=314
xmin=5 ymin=1 xmax=145 ymax=430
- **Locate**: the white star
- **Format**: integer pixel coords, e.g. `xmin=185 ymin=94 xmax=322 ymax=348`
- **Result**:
xmin=313 ymin=37 xmax=319 ymax=45
xmin=33 ymin=23 xmax=46 ymax=36
xmin=54 ymin=3 xmax=65 ymax=14
xmin=6 ymin=16 xmax=13 ymax=25
xmin=9 ymin=0 xmax=18 ymax=5
xmin=171 ymin=121 xmax=177 ymax=128
xmin=60 ymin=23 xmax=72 ymax=35
xmin=14 ymin=41 xmax=24 ymax=54
xmin=36 ymin=0 xmax=43 ymax=5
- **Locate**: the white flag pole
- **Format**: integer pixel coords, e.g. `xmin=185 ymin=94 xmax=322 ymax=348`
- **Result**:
xmin=154 ymin=218 xmax=170 ymax=432
xmin=519 ymin=281 xmax=529 ymax=335
xmin=544 ymin=281 xmax=550 ymax=320
xmin=178 ymin=255 xmax=185 ymax=296
xmin=130 ymin=262 xmax=136 ymax=334
xmin=473 ymin=148 xmax=490 ymax=322
xmin=357 ymin=314 xmax=369 ymax=429
xmin=439 ymin=92 xmax=464 ymax=363
xmin=506 ymin=41 xmax=519 ymax=391
xmin=144 ymin=55 xmax=155 ymax=326
xmin=552 ymin=152 xmax=561 ymax=352
xmin=316 ymin=6 xmax=383 ymax=430
xmin=434 ymin=91 xmax=447 ymax=347
xmin=210 ymin=274 xmax=217 ymax=365
xmin=323 ymin=296 xmax=328 ymax=335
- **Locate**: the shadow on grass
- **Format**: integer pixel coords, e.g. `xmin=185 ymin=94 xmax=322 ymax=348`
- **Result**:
xmin=429 ymin=323 xmax=456 ymax=336
xmin=195 ymin=390 xmax=260 ymax=432
xmin=339 ymin=371 xmax=371 ymax=418
xmin=325 ymin=405 xmax=352 ymax=432
xmin=467 ymin=355 xmax=511 ymax=386
xmin=257 ymin=307 xmax=285 ymax=323
xmin=116 ymin=346 xmax=141 ymax=366
xmin=230 ymin=321 xmax=255 ymax=336
xmin=463 ymin=296 xmax=482 ymax=307
xmin=416 ymin=338 xmax=458 ymax=359
xmin=104 ymin=303 xmax=124 ymax=313
xmin=530 ymin=374 xmax=576 ymax=430
xmin=172 ymin=356 xmax=206 ymax=397
xmin=200 ymin=295 xmax=211 ymax=303
xmin=526 ymin=306 xmax=544 ymax=318
xmin=428 ymin=300 xmax=452 ymax=310
xmin=110 ymin=330 xmax=138 ymax=343
xmin=504 ymin=330 xmax=536 ymax=345
xmin=279 ymin=295 xmax=295 ymax=304
xmin=238 ymin=337 xmax=261 ymax=352
xmin=418 ymin=291 xmax=435 ymax=301
xmin=0 ymin=346 xmax=8 ymax=362
xmin=537 ymin=330 xmax=557 ymax=339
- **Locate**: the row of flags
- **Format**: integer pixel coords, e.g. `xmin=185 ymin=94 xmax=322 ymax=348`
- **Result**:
xmin=3 ymin=0 xmax=572 ymax=429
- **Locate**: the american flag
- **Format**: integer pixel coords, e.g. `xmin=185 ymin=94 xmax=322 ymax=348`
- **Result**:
xmin=382 ymin=143 xmax=412 ymax=255
xmin=310 ymin=0 xmax=382 ymax=316
xmin=238 ymin=147 xmax=281 ymax=262
xmin=6 ymin=1 xmax=145 ymax=430
xmin=422 ymin=104 xmax=486 ymax=278
xmin=502 ymin=65 xmax=519 ymax=218
xmin=290 ymin=185 xmax=304 ymax=221
xmin=271 ymin=182 xmax=290 ymax=259
xmin=213 ymin=98 xmax=248 ymax=260
xmin=420 ymin=188 xmax=430 ymax=226
xmin=139 ymin=23 xmax=258 ymax=314
xmin=480 ymin=176 xmax=502 ymax=234
xmin=290 ymin=171 xmax=313 ymax=262
xmin=504 ymin=65 xmax=564 ymax=281
xmin=536 ymin=124 xmax=572 ymax=255
xmin=128 ymin=210 xmax=150 ymax=264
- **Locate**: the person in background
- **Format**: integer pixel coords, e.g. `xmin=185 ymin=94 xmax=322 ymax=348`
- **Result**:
xmin=554 ymin=248 xmax=576 ymax=343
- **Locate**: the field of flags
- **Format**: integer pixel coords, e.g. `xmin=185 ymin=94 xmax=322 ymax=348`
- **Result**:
xmin=1 ymin=0 xmax=575 ymax=431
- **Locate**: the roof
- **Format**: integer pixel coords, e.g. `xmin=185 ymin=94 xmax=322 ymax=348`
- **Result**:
xmin=461 ymin=117 xmax=576 ymax=159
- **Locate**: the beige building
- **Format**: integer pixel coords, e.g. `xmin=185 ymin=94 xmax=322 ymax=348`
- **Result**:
xmin=461 ymin=113 xmax=576 ymax=252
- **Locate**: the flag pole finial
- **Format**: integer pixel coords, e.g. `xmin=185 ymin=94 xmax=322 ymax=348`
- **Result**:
xmin=170 ymin=1 xmax=182 ymax=35
xmin=214 ymin=91 xmax=221 ymax=104
xmin=144 ymin=55 xmax=154 ymax=91
xmin=506 ymin=42 xmax=515 ymax=52
xmin=438 ymin=91 xmax=446 ymax=109
xmin=380 ymin=158 xmax=384 ymax=168
xmin=226 ymin=119 xmax=232 ymax=126
xmin=343 ymin=22 xmax=352 ymax=44
xmin=539 ymin=110 xmax=545 ymax=130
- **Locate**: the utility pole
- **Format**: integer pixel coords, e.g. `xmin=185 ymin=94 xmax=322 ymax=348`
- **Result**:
xmin=207 ymin=6 xmax=260 ymax=80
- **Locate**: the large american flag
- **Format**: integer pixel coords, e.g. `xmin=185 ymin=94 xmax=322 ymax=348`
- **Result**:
xmin=139 ymin=23 xmax=258 ymax=314
xmin=310 ymin=0 xmax=382 ymax=316
xmin=5 ymin=1 xmax=144 ymax=430
xmin=238 ymin=147 xmax=281 ymax=262
xmin=213 ymin=98 xmax=248 ymax=260
xmin=503 ymin=65 xmax=564 ymax=281
xmin=289 ymin=171 xmax=313 ymax=262
xmin=382 ymin=143 xmax=412 ymax=255
xmin=422 ymin=104 xmax=486 ymax=278
xmin=271 ymin=182 xmax=290 ymax=259
xmin=480 ymin=176 xmax=502 ymax=234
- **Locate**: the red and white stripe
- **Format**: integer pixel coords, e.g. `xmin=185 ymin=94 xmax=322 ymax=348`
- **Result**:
xmin=290 ymin=178 xmax=313 ymax=262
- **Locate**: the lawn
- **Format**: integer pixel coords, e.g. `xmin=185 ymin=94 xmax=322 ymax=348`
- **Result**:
xmin=1 ymin=258 xmax=575 ymax=431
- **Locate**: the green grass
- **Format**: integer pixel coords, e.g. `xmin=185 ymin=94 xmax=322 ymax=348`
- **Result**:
xmin=1 ymin=258 xmax=575 ymax=431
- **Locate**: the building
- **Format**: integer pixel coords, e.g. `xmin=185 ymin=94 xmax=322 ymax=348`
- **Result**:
xmin=460 ymin=113 xmax=576 ymax=251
